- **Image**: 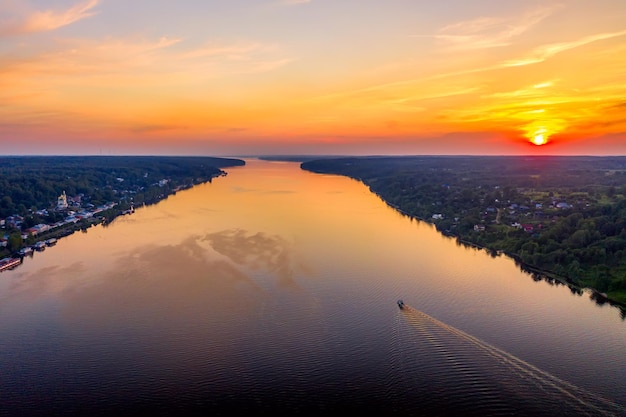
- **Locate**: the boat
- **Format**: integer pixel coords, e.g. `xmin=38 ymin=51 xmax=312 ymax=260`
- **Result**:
xmin=18 ymin=247 xmax=34 ymax=256
xmin=397 ymin=299 xmax=405 ymax=309
xmin=45 ymin=238 xmax=57 ymax=246
xmin=0 ymin=257 xmax=21 ymax=272
xmin=34 ymin=241 xmax=46 ymax=251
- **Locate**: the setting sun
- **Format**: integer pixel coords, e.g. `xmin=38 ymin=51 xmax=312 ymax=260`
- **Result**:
xmin=531 ymin=134 xmax=548 ymax=146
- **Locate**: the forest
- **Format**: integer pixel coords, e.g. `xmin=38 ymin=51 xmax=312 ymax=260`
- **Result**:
xmin=0 ymin=156 xmax=244 ymax=217
xmin=301 ymin=156 xmax=626 ymax=307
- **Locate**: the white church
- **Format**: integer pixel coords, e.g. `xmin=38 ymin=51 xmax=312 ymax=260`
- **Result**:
xmin=57 ymin=191 xmax=68 ymax=210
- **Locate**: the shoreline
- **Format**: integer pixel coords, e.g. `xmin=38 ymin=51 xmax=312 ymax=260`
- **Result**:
xmin=376 ymin=190 xmax=626 ymax=312
xmin=0 ymin=170 xmax=230 ymax=273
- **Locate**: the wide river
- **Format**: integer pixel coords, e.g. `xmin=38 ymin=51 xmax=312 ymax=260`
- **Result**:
xmin=1 ymin=159 xmax=625 ymax=417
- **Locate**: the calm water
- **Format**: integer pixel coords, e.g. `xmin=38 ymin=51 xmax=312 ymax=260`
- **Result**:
xmin=1 ymin=159 xmax=625 ymax=416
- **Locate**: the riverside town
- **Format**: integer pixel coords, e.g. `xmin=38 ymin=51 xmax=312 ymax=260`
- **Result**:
xmin=0 ymin=155 xmax=245 ymax=272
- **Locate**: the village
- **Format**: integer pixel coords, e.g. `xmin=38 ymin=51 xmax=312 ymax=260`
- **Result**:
xmin=439 ymin=196 xmax=576 ymax=235
xmin=0 ymin=190 xmax=121 ymax=272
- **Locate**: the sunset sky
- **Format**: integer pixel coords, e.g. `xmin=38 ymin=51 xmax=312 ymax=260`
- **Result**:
xmin=1 ymin=0 xmax=626 ymax=156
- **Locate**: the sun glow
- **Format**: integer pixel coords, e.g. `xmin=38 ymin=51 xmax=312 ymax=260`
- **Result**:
xmin=531 ymin=133 xmax=547 ymax=146
xmin=524 ymin=122 xmax=559 ymax=147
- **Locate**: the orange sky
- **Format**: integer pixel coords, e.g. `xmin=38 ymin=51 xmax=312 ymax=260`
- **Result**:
xmin=1 ymin=0 xmax=626 ymax=156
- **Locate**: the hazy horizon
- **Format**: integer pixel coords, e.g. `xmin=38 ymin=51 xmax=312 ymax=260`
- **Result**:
xmin=1 ymin=152 xmax=625 ymax=158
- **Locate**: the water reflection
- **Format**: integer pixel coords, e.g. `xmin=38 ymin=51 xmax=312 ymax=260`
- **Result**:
xmin=63 ymin=229 xmax=302 ymax=323
xmin=1 ymin=262 xmax=86 ymax=304
xmin=201 ymin=229 xmax=297 ymax=288
xmin=60 ymin=235 xmax=254 ymax=331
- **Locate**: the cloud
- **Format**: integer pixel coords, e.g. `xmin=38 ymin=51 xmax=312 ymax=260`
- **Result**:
xmin=504 ymin=29 xmax=626 ymax=67
xmin=429 ymin=5 xmax=558 ymax=50
xmin=180 ymin=43 xmax=266 ymax=60
xmin=0 ymin=36 xmax=184 ymax=79
xmin=0 ymin=32 xmax=292 ymax=124
xmin=278 ymin=0 xmax=311 ymax=5
xmin=0 ymin=35 xmax=286 ymax=79
xmin=129 ymin=124 xmax=186 ymax=134
xmin=0 ymin=0 xmax=99 ymax=36
xmin=237 ymin=57 xmax=294 ymax=74
xmin=412 ymin=29 xmax=626 ymax=81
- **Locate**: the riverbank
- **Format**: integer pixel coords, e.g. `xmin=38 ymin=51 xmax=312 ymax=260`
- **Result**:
xmin=393 ymin=197 xmax=626 ymax=312
xmin=0 ymin=168 xmax=236 ymax=273
xmin=300 ymin=156 xmax=626 ymax=312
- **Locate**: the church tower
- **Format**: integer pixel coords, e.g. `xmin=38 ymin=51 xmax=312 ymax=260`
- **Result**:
xmin=57 ymin=191 xmax=68 ymax=210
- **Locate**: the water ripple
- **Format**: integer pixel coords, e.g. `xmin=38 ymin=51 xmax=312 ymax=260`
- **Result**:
xmin=393 ymin=304 xmax=626 ymax=417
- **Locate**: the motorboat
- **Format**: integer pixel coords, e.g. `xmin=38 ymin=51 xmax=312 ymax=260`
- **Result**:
xmin=0 ymin=257 xmax=21 ymax=272
xmin=397 ymin=299 xmax=405 ymax=309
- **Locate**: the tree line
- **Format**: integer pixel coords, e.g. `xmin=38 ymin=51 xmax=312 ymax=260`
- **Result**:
xmin=0 ymin=156 xmax=244 ymax=218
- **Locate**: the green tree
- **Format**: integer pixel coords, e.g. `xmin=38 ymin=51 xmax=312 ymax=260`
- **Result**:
xmin=7 ymin=232 xmax=23 ymax=252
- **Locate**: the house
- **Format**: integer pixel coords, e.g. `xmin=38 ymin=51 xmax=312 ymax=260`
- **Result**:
xmin=77 ymin=211 xmax=93 ymax=219
xmin=67 ymin=195 xmax=82 ymax=207
xmin=24 ymin=227 xmax=39 ymax=236
xmin=5 ymin=216 xmax=23 ymax=229
xmin=474 ymin=224 xmax=486 ymax=232
xmin=432 ymin=214 xmax=444 ymax=220
xmin=64 ymin=215 xmax=79 ymax=224
xmin=23 ymin=224 xmax=51 ymax=237
xmin=522 ymin=224 xmax=534 ymax=232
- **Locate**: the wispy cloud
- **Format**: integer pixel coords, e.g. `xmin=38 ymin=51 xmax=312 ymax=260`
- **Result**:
xmin=180 ymin=43 xmax=266 ymax=60
xmin=504 ymin=29 xmax=626 ymax=67
xmin=129 ymin=124 xmax=186 ymax=134
xmin=0 ymin=0 xmax=99 ymax=36
xmin=0 ymin=32 xmax=293 ymax=115
xmin=237 ymin=58 xmax=294 ymax=74
xmin=428 ymin=5 xmax=559 ymax=50
xmin=278 ymin=0 xmax=311 ymax=5
xmin=484 ymin=80 xmax=559 ymax=99
xmin=0 ymin=36 xmax=183 ymax=78
xmin=407 ymin=29 xmax=626 ymax=82
xmin=0 ymin=34 xmax=293 ymax=79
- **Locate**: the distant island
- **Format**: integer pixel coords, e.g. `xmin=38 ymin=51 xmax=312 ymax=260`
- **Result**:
xmin=301 ymin=156 xmax=626 ymax=309
xmin=0 ymin=156 xmax=245 ymax=268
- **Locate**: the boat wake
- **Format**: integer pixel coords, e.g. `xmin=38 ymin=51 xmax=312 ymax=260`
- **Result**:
xmin=394 ymin=304 xmax=625 ymax=417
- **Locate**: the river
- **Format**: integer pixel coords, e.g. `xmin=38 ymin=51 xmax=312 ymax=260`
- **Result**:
xmin=1 ymin=158 xmax=624 ymax=416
